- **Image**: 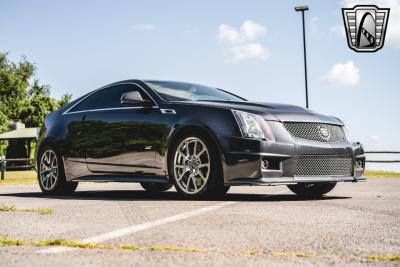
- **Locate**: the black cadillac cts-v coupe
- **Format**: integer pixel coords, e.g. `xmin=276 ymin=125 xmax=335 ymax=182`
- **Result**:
xmin=36 ymin=80 xmax=366 ymax=198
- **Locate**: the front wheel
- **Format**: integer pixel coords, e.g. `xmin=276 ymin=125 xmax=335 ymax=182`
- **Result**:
xmin=287 ymin=182 xmax=337 ymax=199
xmin=38 ymin=146 xmax=78 ymax=195
xmin=169 ymin=133 xmax=226 ymax=199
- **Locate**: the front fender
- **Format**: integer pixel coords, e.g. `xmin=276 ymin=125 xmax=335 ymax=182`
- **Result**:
xmin=160 ymin=105 xmax=239 ymax=180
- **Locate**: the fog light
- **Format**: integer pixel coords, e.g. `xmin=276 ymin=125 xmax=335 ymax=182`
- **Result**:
xmin=262 ymin=159 xmax=269 ymax=169
xmin=355 ymin=159 xmax=364 ymax=168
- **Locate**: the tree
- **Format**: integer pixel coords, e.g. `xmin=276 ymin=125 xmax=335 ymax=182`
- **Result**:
xmin=0 ymin=110 xmax=8 ymax=134
xmin=58 ymin=93 xmax=72 ymax=108
xmin=19 ymin=80 xmax=60 ymax=127
xmin=0 ymin=52 xmax=72 ymax=131
xmin=0 ymin=53 xmax=34 ymax=124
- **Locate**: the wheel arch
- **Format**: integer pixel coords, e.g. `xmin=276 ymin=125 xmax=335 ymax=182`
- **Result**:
xmin=165 ymin=124 xmax=225 ymax=183
xmin=35 ymin=137 xmax=60 ymax=170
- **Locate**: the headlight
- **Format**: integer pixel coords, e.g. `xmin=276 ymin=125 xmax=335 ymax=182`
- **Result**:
xmin=233 ymin=110 xmax=275 ymax=140
xmin=342 ymin=125 xmax=352 ymax=142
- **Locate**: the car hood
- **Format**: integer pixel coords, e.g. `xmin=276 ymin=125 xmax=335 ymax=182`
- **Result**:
xmin=176 ymin=100 xmax=342 ymax=125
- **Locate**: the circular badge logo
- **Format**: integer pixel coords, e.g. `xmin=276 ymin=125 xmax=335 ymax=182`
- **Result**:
xmin=318 ymin=125 xmax=331 ymax=141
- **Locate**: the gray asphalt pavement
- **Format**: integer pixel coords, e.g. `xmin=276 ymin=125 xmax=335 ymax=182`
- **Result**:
xmin=0 ymin=178 xmax=399 ymax=266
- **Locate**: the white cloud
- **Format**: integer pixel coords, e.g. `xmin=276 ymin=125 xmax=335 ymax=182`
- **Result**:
xmin=322 ymin=61 xmax=360 ymax=86
xmin=227 ymin=43 xmax=269 ymax=62
xmin=218 ymin=20 xmax=266 ymax=44
xmin=241 ymin=20 xmax=267 ymax=41
xmin=330 ymin=24 xmax=346 ymax=37
xmin=218 ymin=24 xmax=242 ymax=44
xmin=369 ymin=135 xmax=380 ymax=141
xmin=341 ymin=0 xmax=400 ymax=47
xmin=310 ymin=17 xmax=319 ymax=33
xmin=132 ymin=24 xmax=155 ymax=32
xmin=217 ymin=20 xmax=268 ymax=62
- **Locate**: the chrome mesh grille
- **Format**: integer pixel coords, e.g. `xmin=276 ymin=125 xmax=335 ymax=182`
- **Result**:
xmin=284 ymin=122 xmax=345 ymax=143
xmin=295 ymin=156 xmax=352 ymax=177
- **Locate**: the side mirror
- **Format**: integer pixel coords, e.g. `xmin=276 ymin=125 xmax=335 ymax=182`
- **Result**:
xmin=120 ymin=91 xmax=153 ymax=106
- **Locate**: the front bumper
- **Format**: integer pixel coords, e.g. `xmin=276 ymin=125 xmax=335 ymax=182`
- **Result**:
xmin=218 ymin=133 xmax=366 ymax=186
xmin=225 ymin=176 xmax=366 ymax=186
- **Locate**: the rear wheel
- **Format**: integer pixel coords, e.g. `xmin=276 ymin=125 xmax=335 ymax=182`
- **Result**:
xmin=140 ymin=182 xmax=173 ymax=193
xmin=169 ymin=133 xmax=226 ymax=199
xmin=38 ymin=146 xmax=78 ymax=195
xmin=287 ymin=182 xmax=337 ymax=199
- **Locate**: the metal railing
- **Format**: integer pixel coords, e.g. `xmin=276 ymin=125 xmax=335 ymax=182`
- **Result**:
xmin=365 ymin=151 xmax=400 ymax=163
xmin=0 ymin=157 xmax=35 ymax=180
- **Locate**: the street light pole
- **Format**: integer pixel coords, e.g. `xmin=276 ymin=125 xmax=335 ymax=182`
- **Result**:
xmin=295 ymin=5 xmax=309 ymax=109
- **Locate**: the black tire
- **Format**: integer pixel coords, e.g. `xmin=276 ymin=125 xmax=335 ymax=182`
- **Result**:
xmin=209 ymin=185 xmax=231 ymax=199
xmin=287 ymin=182 xmax=337 ymax=199
xmin=168 ymin=131 xmax=226 ymax=199
xmin=37 ymin=145 xmax=78 ymax=195
xmin=140 ymin=182 xmax=173 ymax=192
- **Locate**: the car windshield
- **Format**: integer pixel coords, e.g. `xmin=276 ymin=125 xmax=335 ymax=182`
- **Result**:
xmin=145 ymin=81 xmax=246 ymax=102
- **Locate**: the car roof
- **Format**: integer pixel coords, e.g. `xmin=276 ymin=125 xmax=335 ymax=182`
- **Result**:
xmin=109 ymin=79 xmax=214 ymax=87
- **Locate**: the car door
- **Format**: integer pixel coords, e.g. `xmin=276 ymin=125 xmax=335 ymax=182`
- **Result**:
xmin=83 ymin=83 xmax=166 ymax=175
xmin=61 ymin=110 xmax=91 ymax=180
xmin=62 ymin=89 xmax=110 ymax=180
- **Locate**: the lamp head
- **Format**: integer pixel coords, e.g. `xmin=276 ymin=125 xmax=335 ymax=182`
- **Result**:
xmin=295 ymin=6 xmax=309 ymax=11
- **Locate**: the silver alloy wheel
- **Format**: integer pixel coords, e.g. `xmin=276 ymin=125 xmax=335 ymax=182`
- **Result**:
xmin=173 ymin=137 xmax=210 ymax=195
xmin=39 ymin=150 xmax=58 ymax=191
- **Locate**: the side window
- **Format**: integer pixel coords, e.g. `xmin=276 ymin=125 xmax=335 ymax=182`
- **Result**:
xmin=69 ymin=89 xmax=106 ymax=112
xmin=69 ymin=84 xmax=151 ymax=112
xmin=94 ymin=85 xmax=125 ymax=109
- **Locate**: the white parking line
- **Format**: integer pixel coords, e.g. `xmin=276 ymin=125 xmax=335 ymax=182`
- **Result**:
xmin=37 ymin=201 xmax=236 ymax=254
xmin=37 ymin=188 xmax=289 ymax=254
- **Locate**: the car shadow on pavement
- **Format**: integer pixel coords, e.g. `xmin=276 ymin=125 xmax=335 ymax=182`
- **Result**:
xmin=0 ymin=190 xmax=351 ymax=202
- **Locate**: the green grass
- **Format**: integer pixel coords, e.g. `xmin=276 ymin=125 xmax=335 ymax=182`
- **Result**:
xmin=0 ymin=203 xmax=53 ymax=215
xmin=19 ymin=208 xmax=53 ymax=215
xmin=364 ymin=254 xmax=400 ymax=261
xmin=0 ymin=236 xmax=205 ymax=253
xmin=0 ymin=236 xmax=399 ymax=262
xmin=241 ymin=250 xmax=261 ymax=256
xmin=272 ymin=251 xmax=315 ymax=258
xmin=0 ymin=237 xmax=110 ymax=249
xmin=364 ymin=170 xmax=400 ymax=178
xmin=146 ymin=246 xmax=205 ymax=253
xmin=0 ymin=203 xmax=17 ymax=212
xmin=0 ymin=170 xmax=37 ymax=185
xmin=0 ymin=170 xmax=94 ymax=185
xmin=119 ymin=245 xmax=140 ymax=251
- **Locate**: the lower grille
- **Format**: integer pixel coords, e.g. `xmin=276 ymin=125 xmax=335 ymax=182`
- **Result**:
xmin=295 ymin=156 xmax=352 ymax=177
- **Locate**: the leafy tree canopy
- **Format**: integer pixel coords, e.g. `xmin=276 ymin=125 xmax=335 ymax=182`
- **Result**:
xmin=0 ymin=52 xmax=71 ymax=131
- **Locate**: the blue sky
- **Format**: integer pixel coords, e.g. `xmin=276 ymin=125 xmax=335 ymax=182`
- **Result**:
xmin=1 ymin=0 xmax=399 ymax=170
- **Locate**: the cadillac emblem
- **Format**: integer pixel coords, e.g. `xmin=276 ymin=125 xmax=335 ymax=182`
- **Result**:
xmin=318 ymin=125 xmax=331 ymax=141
